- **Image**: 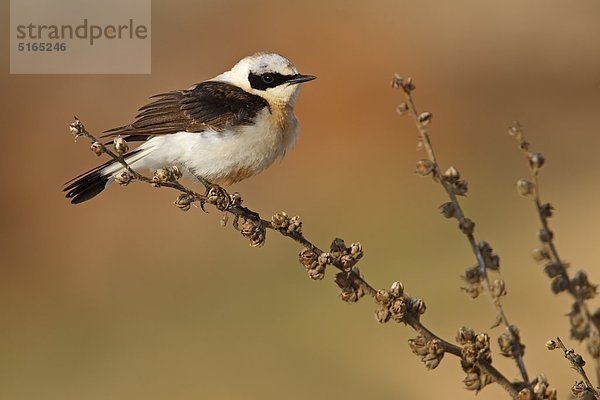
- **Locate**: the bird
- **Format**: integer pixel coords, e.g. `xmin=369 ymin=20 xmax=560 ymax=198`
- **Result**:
xmin=64 ymin=52 xmax=316 ymax=204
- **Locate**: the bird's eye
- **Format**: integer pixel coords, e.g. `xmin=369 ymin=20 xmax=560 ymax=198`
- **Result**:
xmin=262 ymin=74 xmax=274 ymax=84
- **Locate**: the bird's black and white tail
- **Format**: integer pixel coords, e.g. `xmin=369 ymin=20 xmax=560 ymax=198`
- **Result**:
xmin=63 ymin=149 xmax=144 ymax=204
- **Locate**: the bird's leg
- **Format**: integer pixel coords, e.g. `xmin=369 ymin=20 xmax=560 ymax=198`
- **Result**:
xmin=192 ymin=174 xmax=260 ymax=221
xmin=195 ymin=174 xmax=214 ymax=193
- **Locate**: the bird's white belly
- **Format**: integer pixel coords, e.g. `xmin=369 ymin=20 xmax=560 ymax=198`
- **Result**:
xmin=134 ymin=108 xmax=298 ymax=184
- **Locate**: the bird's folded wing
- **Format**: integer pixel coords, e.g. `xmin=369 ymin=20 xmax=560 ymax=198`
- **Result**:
xmin=101 ymin=81 xmax=270 ymax=142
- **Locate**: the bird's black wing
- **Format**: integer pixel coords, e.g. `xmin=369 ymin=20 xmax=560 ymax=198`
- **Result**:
xmin=101 ymin=81 xmax=270 ymax=142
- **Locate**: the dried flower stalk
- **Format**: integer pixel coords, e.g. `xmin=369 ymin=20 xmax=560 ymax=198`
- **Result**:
xmin=67 ymin=115 xmax=521 ymax=398
xmin=392 ymin=75 xmax=530 ymax=387
xmin=546 ymin=337 xmax=599 ymax=399
xmin=510 ymin=123 xmax=600 ymax=385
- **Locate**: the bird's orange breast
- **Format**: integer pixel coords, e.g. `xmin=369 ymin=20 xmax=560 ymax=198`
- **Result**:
xmin=216 ymin=166 xmax=257 ymax=185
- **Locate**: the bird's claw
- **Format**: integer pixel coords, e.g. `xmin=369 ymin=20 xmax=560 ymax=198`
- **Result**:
xmin=206 ymin=185 xmax=231 ymax=211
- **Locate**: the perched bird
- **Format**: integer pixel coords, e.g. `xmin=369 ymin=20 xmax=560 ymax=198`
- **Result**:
xmin=64 ymin=52 xmax=315 ymax=204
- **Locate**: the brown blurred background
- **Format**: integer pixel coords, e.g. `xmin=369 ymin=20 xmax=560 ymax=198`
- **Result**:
xmin=2 ymin=1 xmax=600 ymax=399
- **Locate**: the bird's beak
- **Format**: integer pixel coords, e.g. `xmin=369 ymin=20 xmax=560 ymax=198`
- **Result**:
xmin=287 ymin=74 xmax=317 ymax=85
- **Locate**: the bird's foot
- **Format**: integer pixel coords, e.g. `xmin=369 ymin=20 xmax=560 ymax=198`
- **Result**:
xmin=193 ymin=176 xmax=227 ymax=211
xmin=196 ymin=178 xmax=231 ymax=211
xmin=195 ymin=176 xmax=249 ymax=215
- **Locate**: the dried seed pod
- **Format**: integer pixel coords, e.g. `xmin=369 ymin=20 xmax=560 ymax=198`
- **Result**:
xmin=508 ymin=121 xmax=528 ymax=148
xmin=240 ymin=220 xmax=266 ymax=247
xmin=334 ymin=272 xmax=351 ymax=290
xmin=391 ymin=74 xmax=403 ymax=89
xmin=539 ymin=228 xmax=554 ymax=243
xmin=491 ymin=279 xmax=507 ymax=298
xmin=551 ymin=275 xmax=568 ymax=294
xmin=544 ymin=262 xmax=563 ymax=278
xmin=330 ymin=238 xmax=347 ymax=259
xmin=586 ymin=332 xmax=600 ymax=358
xmin=572 ymin=353 xmax=586 ymax=367
xmin=153 ymin=168 xmax=171 ymax=185
xmin=287 ymin=215 xmax=302 ymax=234
xmin=571 ymin=381 xmax=587 ymax=396
xmin=462 ymin=266 xmax=483 ymax=299
xmin=419 ymin=338 xmax=445 ymax=369
xmin=113 ymin=136 xmax=129 ymax=155
xmin=415 ymin=159 xmax=435 ymax=176
xmin=497 ymin=331 xmax=513 ymax=357
xmin=229 ymin=192 xmax=243 ymax=207
xmin=461 ymin=343 xmax=478 ymax=364
xmin=390 ymin=281 xmax=404 ymax=297
xmin=349 ymin=242 xmax=362 ymax=257
xmin=516 ymin=179 xmax=535 ymax=196
xmin=463 ymin=371 xmax=482 ymax=391
xmin=545 ymin=388 xmax=558 ymax=400
xmin=340 ymin=289 xmax=359 ymax=303
xmin=569 ymin=304 xmax=589 ymax=340
xmin=459 ymin=217 xmax=475 ymax=235
xmin=529 ymin=152 xmax=545 ymax=169
xmin=545 ymin=339 xmax=558 ymax=350
xmin=443 ymin=166 xmax=460 ymax=182
xmin=69 ymin=119 xmax=84 ymax=138
xmin=375 ymin=289 xmax=391 ymax=305
xmin=306 ymin=264 xmax=325 ymax=280
xmin=422 ymin=349 xmax=443 ymax=369
xmin=572 ymin=270 xmax=589 ymax=286
xmin=463 ymin=265 xmax=481 ymax=284
xmin=114 ymin=171 xmax=132 ymax=186
xmin=418 ymin=111 xmax=432 ymax=126
xmin=411 ymin=298 xmax=427 ymax=315
xmin=475 ymin=332 xmax=490 ymax=351
xmin=440 ymin=202 xmax=457 ymax=218
xmin=428 ymin=338 xmax=444 ymax=355
xmin=340 ymin=254 xmax=355 ymax=270
xmin=335 ymin=272 xmax=364 ymax=303
xmin=456 ymin=326 xmax=476 ymax=345
xmin=408 ymin=335 xmax=428 ymax=356
xmin=531 ymin=247 xmax=550 ymax=262
xmin=374 ymin=306 xmax=391 ymax=323
xmin=299 ymin=248 xmax=317 ymax=267
xmin=389 ymin=298 xmax=407 ymax=320
xmin=478 ymin=241 xmax=500 ymax=270
xmin=317 ymin=252 xmax=333 ymax=266
xmin=174 ymin=193 xmax=193 ymax=211
xmin=452 ymin=179 xmax=469 ymax=196
xmin=517 ymin=388 xmax=534 ymax=400
xmin=271 ymin=211 xmax=290 ymax=229
xmin=90 ymin=141 xmax=103 ymax=156
xmin=540 ymin=202 xmax=554 ymax=218
xmin=403 ymin=77 xmax=415 ymax=92
xmin=396 ymin=102 xmax=409 ymax=116
xmin=530 ymin=374 xmax=557 ymax=400
xmin=508 ymin=122 xmax=522 ymax=136
xmin=478 ymin=240 xmax=492 ymax=253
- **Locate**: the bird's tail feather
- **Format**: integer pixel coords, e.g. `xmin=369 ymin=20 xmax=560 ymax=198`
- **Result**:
xmin=64 ymin=149 xmax=147 ymax=204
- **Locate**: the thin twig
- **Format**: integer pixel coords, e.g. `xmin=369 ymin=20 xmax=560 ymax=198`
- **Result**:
xmin=394 ymin=77 xmax=530 ymax=386
xmin=510 ymin=123 xmax=600 ymax=385
xmin=68 ymin=117 xmax=520 ymax=398
xmin=547 ymin=337 xmax=600 ymax=399
xmin=70 ymin=118 xmax=378 ymax=294
xmin=403 ymin=314 xmax=520 ymax=397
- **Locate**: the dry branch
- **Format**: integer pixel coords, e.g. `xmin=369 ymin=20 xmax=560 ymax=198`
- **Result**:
xmin=510 ymin=123 xmax=600 ymax=386
xmin=69 ymin=73 xmax=595 ymax=399
xmin=393 ymin=75 xmax=531 ymax=390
